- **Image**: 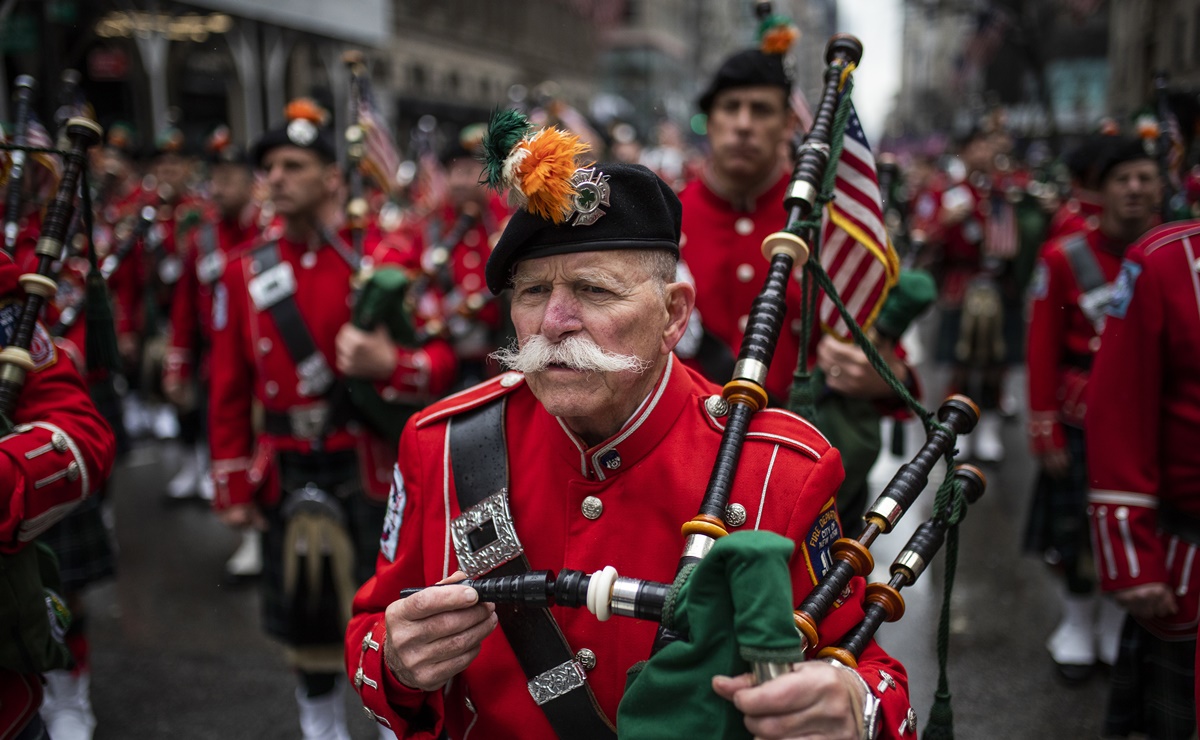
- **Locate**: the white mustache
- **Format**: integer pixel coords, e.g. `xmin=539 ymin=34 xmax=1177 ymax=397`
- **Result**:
xmin=489 ymin=335 xmax=651 ymax=375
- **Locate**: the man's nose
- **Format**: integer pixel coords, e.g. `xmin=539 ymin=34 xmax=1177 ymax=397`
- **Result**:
xmin=732 ymin=104 xmax=754 ymax=130
xmin=541 ymin=289 xmax=582 ymax=340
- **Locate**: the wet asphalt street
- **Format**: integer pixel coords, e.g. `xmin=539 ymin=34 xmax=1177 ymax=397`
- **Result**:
xmin=81 ymin=358 xmax=1111 ymax=739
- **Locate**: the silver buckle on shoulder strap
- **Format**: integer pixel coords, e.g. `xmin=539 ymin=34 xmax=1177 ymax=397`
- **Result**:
xmin=296 ymin=353 xmax=334 ymax=397
xmin=450 ymin=489 xmax=523 ymax=578
xmin=527 ymin=659 xmax=587 ymax=706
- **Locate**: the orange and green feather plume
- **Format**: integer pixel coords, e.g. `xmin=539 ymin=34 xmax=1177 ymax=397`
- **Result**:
xmin=481 ymin=108 xmax=591 ymax=224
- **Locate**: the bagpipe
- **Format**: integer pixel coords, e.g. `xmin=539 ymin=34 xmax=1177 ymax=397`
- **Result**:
xmin=403 ymin=31 xmax=983 ymax=739
xmin=0 ymin=116 xmax=102 ymax=422
xmin=0 ymin=73 xmax=122 ymax=434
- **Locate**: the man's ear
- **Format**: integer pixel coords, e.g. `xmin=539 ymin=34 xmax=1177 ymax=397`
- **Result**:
xmin=661 ymin=280 xmax=697 ymax=355
xmin=324 ymin=161 xmax=344 ymax=194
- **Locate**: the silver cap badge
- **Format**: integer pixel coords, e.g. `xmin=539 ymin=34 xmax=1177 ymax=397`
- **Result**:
xmin=569 ymin=167 xmax=611 ymax=227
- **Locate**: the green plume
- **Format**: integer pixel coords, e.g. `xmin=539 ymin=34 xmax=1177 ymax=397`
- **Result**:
xmin=481 ymin=108 xmax=532 ymax=190
xmin=757 ymin=14 xmax=793 ymax=39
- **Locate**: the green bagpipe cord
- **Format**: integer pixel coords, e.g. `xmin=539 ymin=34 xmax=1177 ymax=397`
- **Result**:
xmin=617 ymin=531 xmax=803 ymax=739
xmin=775 ymin=77 xmax=966 ymax=739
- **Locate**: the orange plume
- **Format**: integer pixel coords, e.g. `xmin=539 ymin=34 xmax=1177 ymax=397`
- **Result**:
xmin=514 ymin=128 xmax=591 ymax=223
xmin=285 ymin=98 xmax=329 ymax=126
xmin=762 ymin=26 xmax=798 ymax=55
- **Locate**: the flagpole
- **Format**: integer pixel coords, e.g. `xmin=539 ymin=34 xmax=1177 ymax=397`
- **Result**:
xmin=343 ymin=51 xmax=368 ymax=256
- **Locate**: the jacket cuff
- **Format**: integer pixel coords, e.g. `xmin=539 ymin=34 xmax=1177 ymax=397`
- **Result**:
xmin=1028 ymin=413 xmax=1065 ymax=455
xmin=210 ymin=442 xmax=274 ymax=511
xmin=376 ymin=341 xmax=458 ymax=401
xmin=0 ymin=421 xmax=93 ymax=545
xmin=352 ymin=618 xmax=431 ymax=733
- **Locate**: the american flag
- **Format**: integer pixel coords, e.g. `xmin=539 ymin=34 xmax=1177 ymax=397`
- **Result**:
xmin=817 ymin=101 xmax=899 ymax=338
xmin=25 ymin=114 xmax=62 ymax=183
xmin=354 ymin=74 xmax=401 ymax=197
xmin=984 ymin=192 xmax=1019 ymax=259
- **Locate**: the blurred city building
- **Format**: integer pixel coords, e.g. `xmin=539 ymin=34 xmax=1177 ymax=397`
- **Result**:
xmin=889 ymin=0 xmax=1199 ymax=155
xmin=0 ymin=0 xmax=840 ymax=161
xmin=1108 ymin=0 xmax=1200 ymax=119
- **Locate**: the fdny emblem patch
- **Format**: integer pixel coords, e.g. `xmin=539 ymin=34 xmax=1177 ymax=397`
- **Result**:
xmin=803 ymin=496 xmax=842 ymax=585
xmin=1106 ymin=259 xmax=1142 ymax=319
xmin=380 ymin=464 xmax=406 ymax=562
xmin=0 ymin=300 xmax=56 ymax=370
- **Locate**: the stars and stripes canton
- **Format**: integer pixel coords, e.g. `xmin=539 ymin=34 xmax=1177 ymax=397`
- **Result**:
xmin=817 ymin=101 xmax=899 ymax=338
xmin=984 ymin=189 xmax=1018 ymax=259
xmin=355 ymin=74 xmax=401 ymax=197
xmin=1 ymin=112 xmax=62 ymax=187
xmin=25 ymin=114 xmax=62 ymax=184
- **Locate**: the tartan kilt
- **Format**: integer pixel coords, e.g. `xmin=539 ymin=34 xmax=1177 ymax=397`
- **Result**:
xmin=1104 ymin=614 xmax=1197 ymax=739
xmin=38 ymin=494 xmax=116 ymax=592
xmin=259 ymin=449 xmax=385 ymax=645
xmin=1022 ymin=425 xmax=1092 ymax=590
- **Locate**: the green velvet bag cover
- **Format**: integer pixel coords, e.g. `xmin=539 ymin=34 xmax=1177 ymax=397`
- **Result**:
xmin=617 ymin=531 xmax=802 ymax=739
xmin=346 ymin=267 xmax=420 ymax=445
xmin=0 ymin=541 xmax=72 ymax=673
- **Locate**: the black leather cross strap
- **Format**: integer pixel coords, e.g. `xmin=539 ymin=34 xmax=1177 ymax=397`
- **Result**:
xmin=1063 ymin=235 xmax=1106 ymax=293
xmin=250 ymin=242 xmax=334 ymax=400
xmin=449 ymin=399 xmax=616 ymax=739
xmin=252 ymin=242 xmax=320 ymax=366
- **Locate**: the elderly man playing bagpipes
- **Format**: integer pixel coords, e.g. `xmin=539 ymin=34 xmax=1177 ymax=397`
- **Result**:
xmin=343 ymin=29 xmax=945 ymax=733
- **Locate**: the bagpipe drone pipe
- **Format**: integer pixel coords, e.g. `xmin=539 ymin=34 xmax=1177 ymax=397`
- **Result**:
xmin=0 ymin=75 xmax=124 ymax=445
xmin=400 ymin=30 xmax=986 ymax=738
xmin=0 ymin=116 xmax=102 ymax=423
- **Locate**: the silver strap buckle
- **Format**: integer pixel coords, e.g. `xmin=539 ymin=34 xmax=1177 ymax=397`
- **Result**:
xmin=527 ymin=659 xmax=587 ymax=706
xmin=450 ymin=490 xmax=523 ymax=578
xmin=296 ymin=353 xmax=334 ymax=397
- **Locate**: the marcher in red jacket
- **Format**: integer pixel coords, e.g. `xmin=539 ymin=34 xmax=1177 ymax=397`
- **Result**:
xmin=1023 ymin=138 xmax=1160 ymax=683
xmin=678 ymin=48 xmax=910 ymax=406
xmin=208 ymin=100 xmax=456 ymax=739
xmin=162 ymin=127 xmax=260 ymax=506
xmin=1087 ymin=219 xmax=1200 ymax=738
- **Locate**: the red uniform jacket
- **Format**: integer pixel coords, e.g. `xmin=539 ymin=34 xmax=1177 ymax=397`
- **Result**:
xmin=347 ymin=355 xmax=913 ymax=739
xmin=0 ymin=251 xmax=117 ymax=736
xmin=1025 ymin=226 xmax=1127 ymax=452
xmin=678 ymin=173 xmax=814 ymax=401
xmin=207 ymin=223 xmax=458 ymax=510
xmin=164 ymin=205 xmax=258 ymax=386
xmin=1087 ymin=220 xmax=1200 ymax=639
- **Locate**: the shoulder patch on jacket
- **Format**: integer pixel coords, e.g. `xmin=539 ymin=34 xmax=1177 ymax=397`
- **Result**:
xmin=379 ymin=464 xmax=405 ymax=562
xmin=802 ymin=496 xmax=842 ymax=585
xmin=1106 ymin=259 xmax=1142 ymax=319
xmin=0 ymin=300 xmax=56 ymax=370
xmin=416 ymin=372 xmax=525 ymax=428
